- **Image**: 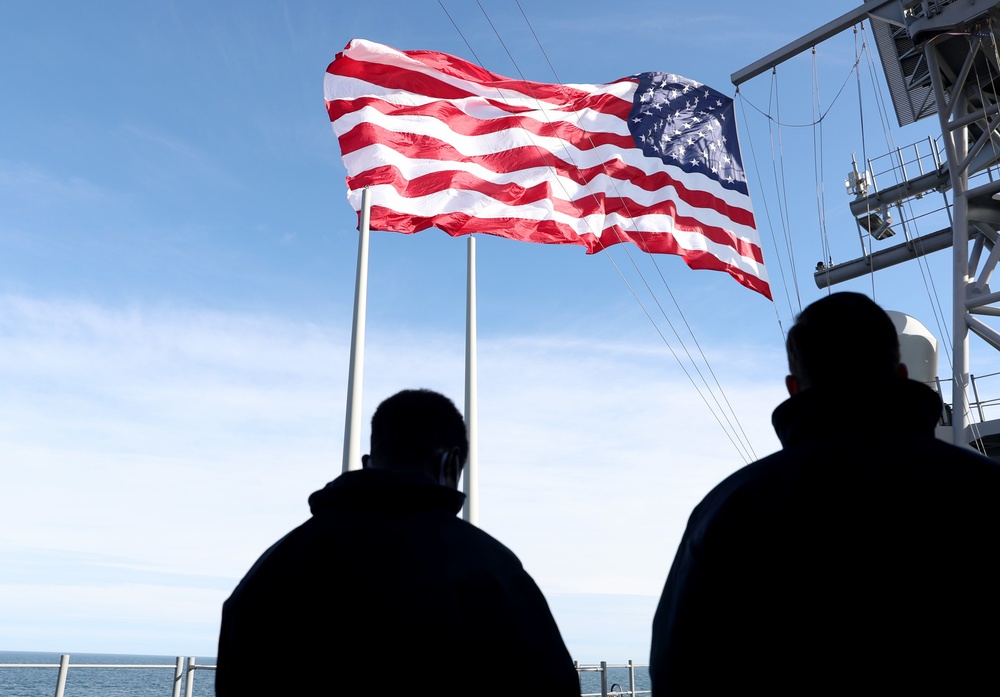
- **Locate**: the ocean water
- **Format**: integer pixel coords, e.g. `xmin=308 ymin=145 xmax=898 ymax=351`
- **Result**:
xmin=0 ymin=651 xmax=649 ymax=696
xmin=0 ymin=652 xmax=217 ymax=697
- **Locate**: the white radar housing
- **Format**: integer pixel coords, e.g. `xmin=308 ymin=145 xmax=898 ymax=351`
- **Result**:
xmin=885 ymin=310 xmax=938 ymax=386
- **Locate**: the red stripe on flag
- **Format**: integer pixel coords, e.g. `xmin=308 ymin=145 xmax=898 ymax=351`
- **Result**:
xmin=328 ymin=53 xmax=602 ymax=106
xmin=337 ymin=123 xmax=757 ymax=230
xmin=327 ymin=66 xmax=634 ymax=121
xmin=348 ymin=164 xmax=764 ymax=264
xmin=327 ymin=97 xmax=636 ymax=150
xmin=366 ymin=205 xmax=772 ymax=300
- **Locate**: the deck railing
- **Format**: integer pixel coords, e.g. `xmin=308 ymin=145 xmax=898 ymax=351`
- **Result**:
xmin=0 ymin=654 xmax=215 ymax=697
xmin=1 ymin=655 xmax=647 ymax=696
xmin=934 ymin=371 xmax=1000 ymax=426
xmin=576 ymin=660 xmax=651 ymax=697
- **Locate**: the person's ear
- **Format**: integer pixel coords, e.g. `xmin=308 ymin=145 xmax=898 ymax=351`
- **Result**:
xmin=785 ymin=374 xmax=801 ymax=396
xmin=439 ymin=447 xmax=462 ymax=489
xmin=897 ymin=363 xmax=909 ymax=380
xmin=361 ymin=454 xmax=371 ymax=469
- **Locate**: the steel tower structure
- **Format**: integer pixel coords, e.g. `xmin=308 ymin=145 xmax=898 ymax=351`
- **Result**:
xmin=734 ymin=0 xmax=1000 ymax=450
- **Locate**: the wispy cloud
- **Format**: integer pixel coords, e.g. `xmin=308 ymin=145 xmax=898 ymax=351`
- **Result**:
xmin=0 ymin=549 xmax=232 ymax=590
xmin=119 ymin=124 xmax=242 ymax=190
xmin=0 ymin=161 xmax=115 ymax=206
xmin=0 ymin=294 xmax=788 ymax=658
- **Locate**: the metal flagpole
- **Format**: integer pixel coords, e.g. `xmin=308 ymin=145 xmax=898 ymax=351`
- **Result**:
xmin=464 ymin=235 xmax=479 ymax=525
xmin=342 ymin=187 xmax=372 ymax=473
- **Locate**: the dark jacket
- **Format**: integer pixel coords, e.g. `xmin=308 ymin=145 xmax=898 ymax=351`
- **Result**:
xmin=217 ymin=468 xmax=579 ymax=696
xmin=650 ymin=379 xmax=1000 ymax=694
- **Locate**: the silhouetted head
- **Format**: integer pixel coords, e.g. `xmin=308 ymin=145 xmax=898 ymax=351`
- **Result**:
xmin=363 ymin=389 xmax=468 ymax=488
xmin=785 ymin=292 xmax=905 ymax=394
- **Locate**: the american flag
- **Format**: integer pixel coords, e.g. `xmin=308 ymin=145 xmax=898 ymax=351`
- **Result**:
xmin=324 ymin=39 xmax=770 ymax=299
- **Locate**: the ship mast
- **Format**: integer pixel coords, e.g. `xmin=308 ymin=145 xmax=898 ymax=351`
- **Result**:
xmin=734 ymin=0 xmax=1000 ymax=451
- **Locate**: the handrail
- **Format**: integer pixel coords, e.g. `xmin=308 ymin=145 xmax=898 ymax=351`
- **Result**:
xmin=0 ymin=654 xmax=212 ymax=697
xmin=932 ymin=373 xmax=1000 ymax=426
xmin=575 ymin=660 xmax=651 ymax=697
xmin=4 ymin=655 xmax=643 ymax=697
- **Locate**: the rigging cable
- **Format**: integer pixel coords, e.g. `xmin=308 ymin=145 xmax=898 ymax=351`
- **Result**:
xmin=737 ymin=93 xmax=797 ymax=339
xmin=503 ymin=0 xmax=759 ymax=461
xmin=768 ymin=69 xmax=804 ymax=313
xmin=852 ymin=23 xmax=878 ymax=301
xmin=812 ymin=46 xmax=833 ymax=292
xmin=858 ymin=21 xmax=953 ymax=371
xmin=858 ymin=22 xmax=953 ymax=366
xmin=439 ymin=0 xmax=758 ymax=462
xmin=738 ymin=49 xmax=864 ymax=130
xmin=738 ymin=19 xmax=868 ymax=310
xmin=500 ymin=0 xmax=760 ymax=461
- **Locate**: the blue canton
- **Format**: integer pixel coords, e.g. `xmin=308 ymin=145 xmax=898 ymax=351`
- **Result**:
xmin=627 ymin=72 xmax=748 ymax=196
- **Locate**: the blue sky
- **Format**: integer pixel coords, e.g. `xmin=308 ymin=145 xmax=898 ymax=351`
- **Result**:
xmin=0 ymin=0 xmax=975 ymax=663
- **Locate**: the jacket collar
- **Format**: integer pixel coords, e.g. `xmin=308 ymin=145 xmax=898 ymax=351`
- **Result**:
xmin=771 ymin=378 xmax=944 ymax=448
xmin=308 ymin=467 xmax=466 ymax=516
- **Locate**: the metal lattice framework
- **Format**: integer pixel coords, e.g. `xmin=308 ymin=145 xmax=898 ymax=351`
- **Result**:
xmin=734 ymin=0 xmax=1000 ymax=449
xmin=927 ymin=6 xmax=1000 ymax=445
xmin=871 ymin=11 xmax=937 ymax=126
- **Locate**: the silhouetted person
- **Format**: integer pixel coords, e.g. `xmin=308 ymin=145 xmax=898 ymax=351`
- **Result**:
xmin=650 ymin=293 xmax=1000 ymax=694
xmin=217 ymin=389 xmax=579 ymax=697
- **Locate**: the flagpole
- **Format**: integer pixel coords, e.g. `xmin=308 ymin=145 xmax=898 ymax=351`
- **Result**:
xmin=342 ymin=186 xmax=372 ymax=473
xmin=464 ymin=235 xmax=479 ymax=525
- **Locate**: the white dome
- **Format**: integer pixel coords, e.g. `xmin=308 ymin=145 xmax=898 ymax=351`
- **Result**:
xmin=885 ymin=310 xmax=939 ymax=385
